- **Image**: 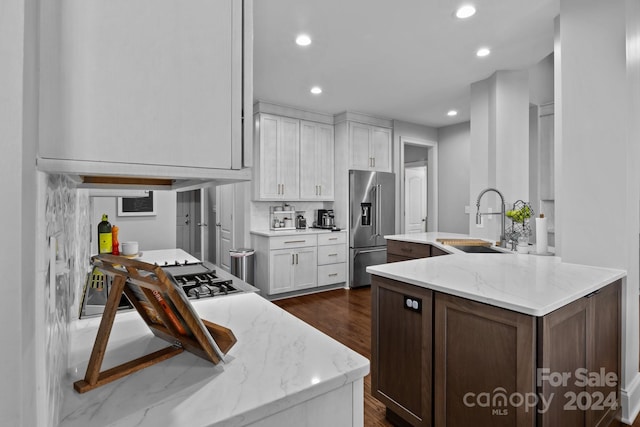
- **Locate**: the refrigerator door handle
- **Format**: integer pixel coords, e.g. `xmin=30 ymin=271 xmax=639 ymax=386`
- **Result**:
xmin=376 ymin=184 xmax=382 ymax=236
xmin=354 ymin=248 xmax=387 ymax=256
xmin=371 ymin=185 xmax=377 ymax=237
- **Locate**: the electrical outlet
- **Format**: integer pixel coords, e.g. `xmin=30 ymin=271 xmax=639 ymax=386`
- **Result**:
xmin=464 ymin=205 xmax=470 ymax=214
xmin=404 ymin=296 xmax=422 ymax=313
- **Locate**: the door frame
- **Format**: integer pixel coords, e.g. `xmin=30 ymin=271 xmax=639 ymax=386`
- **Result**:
xmin=399 ymin=136 xmax=438 ymax=233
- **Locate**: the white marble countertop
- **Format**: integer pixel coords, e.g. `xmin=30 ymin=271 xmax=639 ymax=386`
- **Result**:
xmin=60 ymin=293 xmax=369 ymax=427
xmin=368 ymin=232 xmax=625 ymax=316
xmin=251 ymin=228 xmax=344 ymax=237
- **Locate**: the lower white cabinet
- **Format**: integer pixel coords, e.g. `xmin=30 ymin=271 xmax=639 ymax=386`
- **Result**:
xmin=252 ymin=231 xmax=347 ymax=298
xmin=269 ymin=247 xmax=318 ymax=294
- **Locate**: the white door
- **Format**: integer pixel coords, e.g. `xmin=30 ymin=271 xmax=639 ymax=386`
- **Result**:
xmin=216 ymin=184 xmax=234 ymax=272
xmin=405 ymin=166 xmax=427 ymax=233
xmin=199 ymin=187 xmax=209 ymax=262
xmin=316 ymin=124 xmax=334 ymax=199
xmin=371 ymin=127 xmax=392 ymax=172
xmin=349 ymin=123 xmax=372 ymax=170
xmin=269 ymin=249 xmax=294 ymax=294
xmin=292 ymin=247 xmax=318 ymax=290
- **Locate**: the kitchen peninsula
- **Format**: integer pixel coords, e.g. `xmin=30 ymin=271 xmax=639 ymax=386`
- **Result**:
xmin=60 ymin=292 xmax=369 ymax=426
xmin=368 ymin=232 xmax=625 ymax=427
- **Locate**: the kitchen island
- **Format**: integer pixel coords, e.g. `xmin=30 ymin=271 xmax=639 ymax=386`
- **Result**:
xmin=368 ymin=232 xmax=625 ymax=427
xmin=60 ymin=292 xmax=369 ymax=426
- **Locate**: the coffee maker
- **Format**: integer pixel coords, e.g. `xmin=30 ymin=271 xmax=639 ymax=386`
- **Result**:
xmin=315 ymin=209 xmax=335 ymax=229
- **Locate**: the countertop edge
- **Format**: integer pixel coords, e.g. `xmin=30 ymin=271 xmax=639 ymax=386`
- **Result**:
xmin=367 ymin=265 xmax=626 ymax=316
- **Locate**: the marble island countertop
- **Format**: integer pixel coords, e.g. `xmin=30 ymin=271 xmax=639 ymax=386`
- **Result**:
xmin=368 ymin=232 xmax=625 ymax=316
xmin=60 ymin=293 xmax=369 ymax=427
xmin=250 ymin=228 xmax=344 ymax=237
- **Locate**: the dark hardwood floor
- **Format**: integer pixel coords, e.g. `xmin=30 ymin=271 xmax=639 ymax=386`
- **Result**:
xmin=274 ymin=287 xmax=392 ymax=426
xmin=274 ymin=287 xmax=640 ymax=427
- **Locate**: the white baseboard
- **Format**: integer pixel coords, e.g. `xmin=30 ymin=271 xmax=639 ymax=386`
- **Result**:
xmin=621 ymin=372 xmax=640 ymax=424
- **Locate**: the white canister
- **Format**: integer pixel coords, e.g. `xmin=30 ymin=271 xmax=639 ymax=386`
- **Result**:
xmin=284 ymin=218 xmax=294 ymax=228
xmin=535 ymin=214 xmax=548 ymax=254
xmin=121 ymin=241 xmax=139 ymax=256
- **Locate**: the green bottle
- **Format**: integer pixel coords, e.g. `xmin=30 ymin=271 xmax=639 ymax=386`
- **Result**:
xmin=98 ymin=214 xmax=112 ymax=254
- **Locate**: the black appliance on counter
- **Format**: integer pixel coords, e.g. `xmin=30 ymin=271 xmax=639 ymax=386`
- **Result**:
xmin=314 ymin=209 xmax=335 ymax=229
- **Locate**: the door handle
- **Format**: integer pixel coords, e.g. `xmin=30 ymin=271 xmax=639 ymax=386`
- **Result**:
xmin=215 ymin=223 xmax=221 ymax=227
xmin=185 ymin=219 xmax=190 ymax=225
xmin=197 ymin=223 xmax=208 ymax=227
xmin=354 ymin=248 xmax=387 ymax=256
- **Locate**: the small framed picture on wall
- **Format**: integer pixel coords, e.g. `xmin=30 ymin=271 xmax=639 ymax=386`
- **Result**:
xmin=117 ymin=191 xmax=157 ymax=217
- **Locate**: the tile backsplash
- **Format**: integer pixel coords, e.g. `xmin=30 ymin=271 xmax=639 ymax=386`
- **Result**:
xmin=43 ymin=174 xmax=91 ymax=426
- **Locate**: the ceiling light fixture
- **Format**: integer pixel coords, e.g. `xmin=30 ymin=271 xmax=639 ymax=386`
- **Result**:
xmin=447 ymin=110 xmax=458 ymax=117
xmin=296 ymin=34 xmax=312 ymax=46
xmin=476 ymin=47 xmax=491 ymax=57
xmin=310 ymin=86 xmax=322 ymax=95
xmin=455 ymin=5 xmax=476 ymax=19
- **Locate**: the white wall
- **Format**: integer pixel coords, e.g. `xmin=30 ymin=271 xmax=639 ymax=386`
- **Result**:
xmin=469 ymin=70 xmax=530 ymax=243
xmin=437 ymin=122 xmax=470 ymax=234
xmin=556 ymin=0 xmax=640 ymax=422
xmin=91 ymin=191 xmax=177 ymax=253
xmin=529 ymin=53 xmax=554 ymax=106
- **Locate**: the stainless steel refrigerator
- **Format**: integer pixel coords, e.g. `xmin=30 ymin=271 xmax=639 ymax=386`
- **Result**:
xmin=349 ymin=170 xmax=395 ymax=288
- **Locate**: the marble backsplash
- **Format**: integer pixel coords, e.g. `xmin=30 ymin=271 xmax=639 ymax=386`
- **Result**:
xmin=43 ymin=174 xmax=91 ymax=426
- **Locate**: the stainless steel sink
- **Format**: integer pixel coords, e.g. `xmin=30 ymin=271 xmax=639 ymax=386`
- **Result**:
xmin=451 ymin=245 xmax=508 ymax=254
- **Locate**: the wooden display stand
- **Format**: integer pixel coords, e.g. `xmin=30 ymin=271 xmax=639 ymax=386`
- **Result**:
xmin=73 ymin=254 xmax=237 ymax=394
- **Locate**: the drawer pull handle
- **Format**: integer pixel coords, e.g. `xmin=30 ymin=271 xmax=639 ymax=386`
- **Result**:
xmin=401 ymin=247 xmax=413 ymax=252
xmin=328 ymin=253 xmax=338 ymax=256
xmin=328 ymin=238 xmax=338 ymax=240
xmin=284 ymin=240 xmax=306 ymax=244
xmin=328 ymin=273 xmax=338 ymax=277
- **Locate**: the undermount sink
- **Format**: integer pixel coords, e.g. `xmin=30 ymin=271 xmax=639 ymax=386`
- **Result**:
xmin=451 ymin=245 xmax=508 ymax=254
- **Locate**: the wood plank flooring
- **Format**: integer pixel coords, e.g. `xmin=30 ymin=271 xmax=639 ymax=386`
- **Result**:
xmin=274 ymin=287 xmax=640 ymax=427
xmin=274 ymin=287 xmax=392 ymax=426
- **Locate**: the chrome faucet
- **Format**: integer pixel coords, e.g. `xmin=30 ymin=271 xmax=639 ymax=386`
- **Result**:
xmin=475 ymin=187 xmax=507 ymax=248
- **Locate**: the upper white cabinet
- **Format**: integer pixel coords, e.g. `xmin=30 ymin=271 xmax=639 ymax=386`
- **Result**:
xmin=348 ymin=122 xmax=392 ymax=172
xmin=300 ymin=121 xmax=335 ymax=200
xmin=256 ymin=114 xmax=300 ymax=200
xmin=253 ymin=103 xmax=335 ymax=201
xmin=38 ymin=0 xmax=253 ymax=184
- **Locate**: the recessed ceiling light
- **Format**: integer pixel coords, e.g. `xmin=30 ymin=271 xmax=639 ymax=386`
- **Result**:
xmin=296 ymin=34 xmax=312 ymax=46
xmin=476 ymin=47 xmax=491 ymax=57
xmin=455 ymin=5 xmax=476 ymax=19
xmin=447 ymin=110 xmax=458 ymax=117
xmin=310 ymin=86 xmax=322 ymax=95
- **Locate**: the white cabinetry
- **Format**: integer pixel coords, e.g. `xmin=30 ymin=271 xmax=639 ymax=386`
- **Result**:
xmin=300 ymin=121 xmax=335 ymax=200
xmin=348 ymin=122 xmax=392 ymax=172
xmin=256 ymin=114 xmax=300 ymax=200
xmin=254 ymin=103 xmax=335 ymax=201
xmin=252 ymin=231 xmax=347 ymax=298
xmin=38 ymin=0 xmax=253 ymax=185
xmin=317 ymin=232 xmax=347 ymax=286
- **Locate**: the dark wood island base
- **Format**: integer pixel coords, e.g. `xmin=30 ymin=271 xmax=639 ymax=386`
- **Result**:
xmin=371 ymin=275 xmax=621 ymax=427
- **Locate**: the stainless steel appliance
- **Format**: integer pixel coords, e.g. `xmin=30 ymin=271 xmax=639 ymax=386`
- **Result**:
xmin=314 ymin=209 xmax=335 ymax=229
xmin=349 ymin=170 xmax=395 ymax=288
xmin=162 ymin=261 xmax=242 ymax=299
xmin=295 ymin=212 xmax=307 ymax=229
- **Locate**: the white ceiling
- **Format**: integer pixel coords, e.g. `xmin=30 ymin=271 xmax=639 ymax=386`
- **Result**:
xmin=253 ymin=0 xmax=559 ymax=128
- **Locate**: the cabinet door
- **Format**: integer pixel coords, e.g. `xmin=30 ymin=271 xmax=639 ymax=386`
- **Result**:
xmin=539 ymin=280 xmax=620 ymax=427
xmin=269 ymin=249 xmax=294 ymax=294
xmin=349 ymin=123 xmax=372 ymax=170
xmin=292 ymin=247 xmax=317 ymax=290
xmin=299 ymin=121 xmax=319 ymax=199
xmin=279 ymin=117 xmax=300 ymax=199
xmin=434 ymin=293 xmax=535 ymax=427
xmin=40 ymin=0 xmax=241 ymax=170
xmin=371 ymin=275 xmax=432 ymax=427
xmin=371 ymin=126 xmax=392 ymax=172
xmin=316 ymin=124 xmax=335 ymax=199
xmin=259 ymin=115 xmax=281 ymax=199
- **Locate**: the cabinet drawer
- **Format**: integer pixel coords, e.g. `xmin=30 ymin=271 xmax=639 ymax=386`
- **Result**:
xmin=317 ymin=244 xmax=346 ymax=265
xmin=269 ymin=234 xmax=318 ymax=250
xmin=318 ymin=232 xmax=346 ymax=246
xmin=318 ymin=263 xmax=346 ymax=286
xmin=387 ymin=240 xmax=431 ymax=259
